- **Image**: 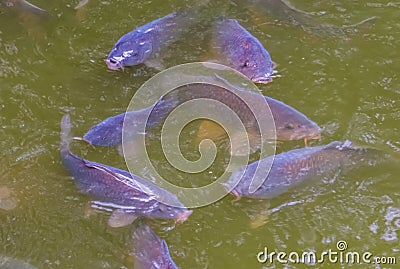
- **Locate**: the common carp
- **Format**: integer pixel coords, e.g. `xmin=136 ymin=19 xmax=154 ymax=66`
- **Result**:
xmin=131 ymin=221 xmax=179 ymax=269
xmin=60 ymin=114 xmax=192 ymax=227
xmin=196 ymin=92 xmax=321 ymax=145
xmin=105 ymin=12 xmax=192 ymax=70
xmin=83 ymin=83 xmax=320 ymax=147
xmin=211 ymin=19 xmax=277 ymax=84
xmin=224 ymin=140 xmax=390 ymax=199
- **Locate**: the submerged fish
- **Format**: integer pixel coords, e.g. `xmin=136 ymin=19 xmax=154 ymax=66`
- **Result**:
xmin=0 ymin=0 xmax=48 ymax=16
xmin=83 ymin=83 xmax=320 ymax=148
xmin=60 ymin=114 xmax=192 ymax=227
xmin=224 ymin=140 xmax=390 ymax=199
xmin=105 ymin=12 xmax=192 ymax=70
xmin=131 ymin=221 xmax=179 ymax=269
xmin=211 ymin=19 xmax=276 ymax=84
xmin=235 ymin=0 xmax=376 ymax=36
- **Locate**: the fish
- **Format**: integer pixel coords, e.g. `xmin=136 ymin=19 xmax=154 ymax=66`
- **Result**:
xmin=224 ymin=140 xmax=390 ymax=199
xmin=0 ymin=0 xmax=48 ymax=17
xmin=83 ymin=82 xmax=321 ymax=149
xmin=131 ymin=221 xmax=179 ymax=269
xmin=196 ymin=94 xmax=321 ymax=146
xmin=197 ymin=75 xmax=321 ymax=144
xmin=60 ymin=114 xmax=192 ymax=227
xmin=211 ymin=18 xmax=277 ymax=84
xmin=235 ymin=0 xmax=377 ymax=36
xmin=105 ymin=12 xmax=192 ymax=70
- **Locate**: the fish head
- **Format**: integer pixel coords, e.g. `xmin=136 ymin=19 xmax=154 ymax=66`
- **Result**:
xmin=105 ymin=37 xmax=152 ymax=70
xmin=152 ymin=203 xmax=192 ymax=223
xmin=240 ymin=59 xmax=274 ymax=84
xmin=83 ymin=113 xmax=124 ymax=146
xmin=267 ymin=97 xmax=322 ymax=141
xmin=276 ymin=119 xmax=322 ymax=141
xmin=236 ymin=42 xmax=275 ymax=84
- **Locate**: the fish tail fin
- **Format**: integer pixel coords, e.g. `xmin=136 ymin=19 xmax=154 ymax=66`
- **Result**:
xmin=60 ymin=114 xmax=72 ymax=153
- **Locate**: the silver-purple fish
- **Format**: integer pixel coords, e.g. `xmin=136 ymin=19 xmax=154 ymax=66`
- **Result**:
xmin=225 ymin=140 xmax=389 ymax=199
xmin=131 ymin=221 xmax=179 ymax=269
xmin=211 ymin=19 xmax=277 ymax=84
xmin=105 ymin=12 xmax=191 ymax=70
xmin=60 ymin=114 xmax=192 ymax=227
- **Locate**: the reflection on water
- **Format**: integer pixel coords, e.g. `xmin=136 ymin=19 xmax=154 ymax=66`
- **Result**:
xmin=0 ymin=0 xmax=399 ymax=268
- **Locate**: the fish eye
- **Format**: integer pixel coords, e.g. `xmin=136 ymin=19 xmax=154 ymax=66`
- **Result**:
xmin=242 ymin=60 xmax=250 ymax=67
xmin=285 ymin=123 xmax=295 ymax=130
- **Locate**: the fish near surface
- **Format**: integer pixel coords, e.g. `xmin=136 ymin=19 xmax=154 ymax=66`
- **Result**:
xmin=235 ymin=0 xmax=376 ymax=37
xmin=131 ymin=221 xmax=179 ymax=269
xmin=0 ymin=0 xmax=48 ymax=16
xmin=265 ymin=95 xmax=321 ymax=142
xmin=83 ymin=83 xmax=320 ymax=149
xmin=197 ymin=94 xmax=321 ymax=147
xmin=105 ymin=12 xmax=192 ymax=70
xmin=60 ymin=114 xmax=192 ymax=227
xmin=211 ymin=19 xmax=276 ymax=84
xmin=225 ymin=140 xmax=390 ymax=199
xmin=1 ymin=0 xmax=49 ymax=38
xmin=83 ymin=83 xmax=267 ymax=148
xmin=192 ymin=80 xmax=321 ymax=148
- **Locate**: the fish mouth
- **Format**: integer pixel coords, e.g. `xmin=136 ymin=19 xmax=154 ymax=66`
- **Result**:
xmin=221 ymin=182 xmax=241 ymax=199
xmin=105 ymin=58 xmax=123 ymax=70
xmin=175 ymin=209 xmax=193 ymax=223
xmin=307 ymin=126 xmax=322 ymax=140
xmin=290 ymin=127 xmax=322 ymax=141
xmin=252 ymin=75 xmax=273 ymax=84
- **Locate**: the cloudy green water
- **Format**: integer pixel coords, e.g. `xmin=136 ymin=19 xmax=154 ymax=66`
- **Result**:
xmin=0 ymin=0 xmax=399 ymax=268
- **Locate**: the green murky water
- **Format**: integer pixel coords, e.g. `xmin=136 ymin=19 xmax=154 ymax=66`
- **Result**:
xmin=1 ymin=0 xmax=399 ymax=268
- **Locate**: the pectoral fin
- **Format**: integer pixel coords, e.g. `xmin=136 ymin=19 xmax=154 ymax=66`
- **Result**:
xmin=108 ymin=209 xmax=138 ymax=227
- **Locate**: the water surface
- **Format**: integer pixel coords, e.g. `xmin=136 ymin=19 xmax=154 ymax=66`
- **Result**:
xmin=0 ymin=0 xmax=399 ymax=268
